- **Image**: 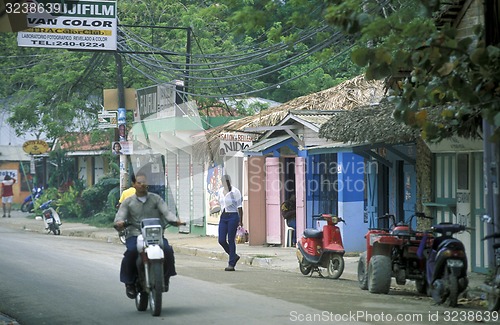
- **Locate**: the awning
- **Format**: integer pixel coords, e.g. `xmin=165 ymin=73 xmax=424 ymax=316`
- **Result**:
xmin=243 ymin=135 xmax=295 ymax=156
xmin=425 ymin=136 xmax=483 ymax=153
xmin=307 ymin=141 xmax=416 ymax=167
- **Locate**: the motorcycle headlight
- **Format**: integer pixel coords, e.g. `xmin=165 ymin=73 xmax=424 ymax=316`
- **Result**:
xmin=143 ymin=226 xmax=162 ymax=245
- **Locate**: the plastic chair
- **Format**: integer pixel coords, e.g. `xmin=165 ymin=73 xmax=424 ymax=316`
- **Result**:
xmin=285 ymin=225 xmax=295 ymax=247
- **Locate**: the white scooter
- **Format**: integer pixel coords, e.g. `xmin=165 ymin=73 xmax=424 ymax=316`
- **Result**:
xmin=40 ymin=200 xmax=62 ymax=235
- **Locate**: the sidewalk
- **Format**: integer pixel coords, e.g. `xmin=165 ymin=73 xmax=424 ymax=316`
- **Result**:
xmin=1 ymin=210 xmax=488 ymax=302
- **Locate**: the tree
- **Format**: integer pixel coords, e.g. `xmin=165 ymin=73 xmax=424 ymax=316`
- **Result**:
xmin=222 ymin=0 xmax=499 ymax=143
xmin=1 ymin=0 xmax=360 ymax=138
xmin=326 ymin=0 xmax=498 ymax=142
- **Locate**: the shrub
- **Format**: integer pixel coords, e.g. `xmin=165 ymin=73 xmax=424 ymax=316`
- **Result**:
xmin=81 ymin=174 xmax=119 ymax=218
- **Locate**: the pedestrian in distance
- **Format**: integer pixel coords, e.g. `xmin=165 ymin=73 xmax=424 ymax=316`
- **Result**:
xmin=114 ymin=171 xmax=183 ymax=299
xmin=217 ymin=174 xmax=243 ymax=271
xmin=115 ymin=174 xmax=136 ymax=209
xmin=1 ymin=175 xmax=16 ymax=218
xmin=281 ymin=194 xmax=297 ymax=245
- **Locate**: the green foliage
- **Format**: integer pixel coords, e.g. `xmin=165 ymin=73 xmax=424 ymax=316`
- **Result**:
xmin=81 ymin=174 xmax=120 ymax=218
xmin=318 ymin=0 xmax=498 ymax=142
xmin=55 ymin=186 xmax=82 ymax=219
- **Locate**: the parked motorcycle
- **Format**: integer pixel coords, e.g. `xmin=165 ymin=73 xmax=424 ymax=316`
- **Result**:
xmin=296 ymin=214 xmax=345 ymax=279
xmin=420 ymin=223 xmax=468 ymax=307
xmin=21 ymin=187 xmax=43 ymax=213
xmin=39 ymin=200 xmax=62 ymax=235
xmin=116 ymin=218 xmax=184 ymax=317
xmin=480 ymin=231 xmax=500 ymax=311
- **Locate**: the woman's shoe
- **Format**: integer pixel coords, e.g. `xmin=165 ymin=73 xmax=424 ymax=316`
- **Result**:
xmin=224 ymin=266 xmax=235 ymax=271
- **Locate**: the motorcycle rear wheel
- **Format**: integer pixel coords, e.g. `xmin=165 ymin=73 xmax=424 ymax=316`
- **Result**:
xmin=50 ymin=224 xmax=60 ymax=235
xmin=326 ymin=254 xmax=344 ymax=279
xmin=149 ymin=261 xmax=163 ymax=316
xmin=446 ymin=273 xmax=459 ymax=307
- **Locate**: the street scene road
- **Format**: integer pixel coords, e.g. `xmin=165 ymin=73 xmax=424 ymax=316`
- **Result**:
xmin=0 ymin=218 xmax=496 ymax=325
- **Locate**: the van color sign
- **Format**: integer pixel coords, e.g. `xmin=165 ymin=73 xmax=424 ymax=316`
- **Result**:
xmin=17 ymin=0 xmax=117 ymax=50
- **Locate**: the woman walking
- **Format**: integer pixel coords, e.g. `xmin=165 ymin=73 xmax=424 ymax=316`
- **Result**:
xmin=217 ymin=174 xmax=243 ymax=271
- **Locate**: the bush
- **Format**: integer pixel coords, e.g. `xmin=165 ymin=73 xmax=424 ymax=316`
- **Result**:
xmin=55 ymin=186 xmax=82 ymax=219
xmin=81 ymin=174 xmax=119 ymax=218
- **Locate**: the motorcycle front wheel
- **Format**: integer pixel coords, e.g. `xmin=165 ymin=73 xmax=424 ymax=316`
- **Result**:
xmin=20 ymin=201 xmax=31 ymax=212
xmin=326 ymin=254 xmax=344 ymax=279
xmin=148 ymin=261 xmax=163 ymax=316
xmin=299 ymin=262 xmax=312 ymax=275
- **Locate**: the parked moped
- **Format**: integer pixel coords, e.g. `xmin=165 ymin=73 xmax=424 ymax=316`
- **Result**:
xmin=296 ymin=214 xmax=345 ymax=279
xmin=419 ymin=223 xmax=468 ymax=307
xmin=39 ymin=200 xmax=62 ymax=235
xmin=21 ymin=187 xmax=43 ymax=213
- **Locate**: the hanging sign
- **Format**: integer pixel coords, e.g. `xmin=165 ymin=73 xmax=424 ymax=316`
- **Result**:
xmin=22 ymin=140 xmax=49 ymax=155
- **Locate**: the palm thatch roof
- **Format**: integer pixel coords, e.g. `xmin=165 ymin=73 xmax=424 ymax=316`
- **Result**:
xmin=195 ymin=75 xmax=385 ymax=163
xmin=319 ymin=99 xmax=420 ymax=144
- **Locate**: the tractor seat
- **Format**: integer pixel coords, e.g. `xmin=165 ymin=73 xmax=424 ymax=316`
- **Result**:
xmin=303 ymin=228 xmax=323 ymax=239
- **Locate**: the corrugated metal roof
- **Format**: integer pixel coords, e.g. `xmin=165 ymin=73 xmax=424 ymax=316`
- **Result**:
xmin=244 ymin=135 xmax=292 ymax=154
xmin=0 ymin=145 xmax=31 ymax=161
xmin=288 ymin=110 xmax=340 ymax=130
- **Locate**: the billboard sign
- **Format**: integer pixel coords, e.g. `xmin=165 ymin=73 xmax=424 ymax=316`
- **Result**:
xmin=17 ymin=0 xmax=117 ymax=51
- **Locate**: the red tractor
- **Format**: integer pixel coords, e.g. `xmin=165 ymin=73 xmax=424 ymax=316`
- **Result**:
xmin=357 ymin=213 xmax=434 ymax=294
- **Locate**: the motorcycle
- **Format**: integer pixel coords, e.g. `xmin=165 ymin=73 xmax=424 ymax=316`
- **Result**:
xmin=21 ymin=187 xmax=43 ymax=213
xmin=419 ymin=223 xmax=468 ymax=307
xmin=39 ymin=200 xmax=62 ymax=235
xmin=480 ymin=231 xmax=500 ymax=311
xmin=296 ymin=214 xmax=345 ymax=279
xmin=116 ymin=218 xmax=183 ymax=317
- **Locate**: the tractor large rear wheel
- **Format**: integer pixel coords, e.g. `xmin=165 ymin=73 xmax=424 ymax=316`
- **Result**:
xmin=358 ymin=251 xmax=368 ymax=290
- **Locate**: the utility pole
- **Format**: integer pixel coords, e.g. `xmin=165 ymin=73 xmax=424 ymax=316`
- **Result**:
xmin=115 ymin=51 xmax=127 ymax=194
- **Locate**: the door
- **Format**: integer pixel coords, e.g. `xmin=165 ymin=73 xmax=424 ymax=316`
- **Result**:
xmin=295 ymin=157 xmax=306 ymax=242
xmin=403 ymin=163 xmax=417 ymax=225
xmin=266 ymin=157 xmax=281 ymax=244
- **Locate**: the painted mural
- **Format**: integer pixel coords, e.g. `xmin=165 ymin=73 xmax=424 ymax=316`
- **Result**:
xmin=207 ymin=164 xmax=223 ymax=225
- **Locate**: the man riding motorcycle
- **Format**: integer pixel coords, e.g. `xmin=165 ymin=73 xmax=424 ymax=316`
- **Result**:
xmin=114 ymin=171 xmax=182 ymax=299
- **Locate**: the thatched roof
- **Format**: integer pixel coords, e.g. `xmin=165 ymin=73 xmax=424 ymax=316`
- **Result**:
xmin=195 ymin=75 xmax=385 ymax=163
xmin=319 ymin=99 xmax=419 ymax=144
